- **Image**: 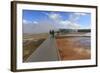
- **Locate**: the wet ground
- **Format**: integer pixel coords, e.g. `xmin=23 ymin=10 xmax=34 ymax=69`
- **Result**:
xmin=56 ymin=36 xmax=91 ymax=60
xmin=23 ymin=32 xmax=91 ymax=62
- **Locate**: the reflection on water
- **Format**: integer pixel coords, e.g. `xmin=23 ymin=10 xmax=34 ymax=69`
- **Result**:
xmin=74 ymin=37 xmax=91 ymax=49
xmin=56 ymin=36 xmax=91 ymax=60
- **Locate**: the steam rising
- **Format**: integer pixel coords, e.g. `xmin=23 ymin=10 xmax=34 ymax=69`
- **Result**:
xmin=23 ymin=12 xmax=90 ymax=34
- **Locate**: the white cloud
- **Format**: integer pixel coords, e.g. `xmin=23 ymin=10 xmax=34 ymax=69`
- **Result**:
xmin=43 ymin=12 xmax=81 ymax=29
xmin=69 ymin=12 xmax=88 ymax=22
xmin=23 ymin=19 xmax=39 ymax=25
xmin=33 ymin=21 xmax=38 ymax=24
xmin=24 ymin=12 xmax=88 ymax=34
xmin=47 ymin=13 xmax=61 ymax=21
xmin=59 ymin=20 xmax=70 ymax=25
xmin=59 ymin=20 xmax=80 ymax=29
xmin=42 ymin=12 xmax=49 ymax=16
xmin=23 ymin=19 xmax=28 ymax=24
xmin=23 ymin=19 xmax=31 ymax=24
xmin=43 ymin=12 xmax=89 ymax=29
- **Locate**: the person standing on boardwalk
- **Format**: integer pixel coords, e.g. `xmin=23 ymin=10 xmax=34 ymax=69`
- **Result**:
xmin=49 ymin=30 xmax=55 ymax=38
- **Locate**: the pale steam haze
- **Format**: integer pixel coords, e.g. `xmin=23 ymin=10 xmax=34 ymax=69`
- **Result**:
xmin=23 ymin=10 xmax=91 ymax=34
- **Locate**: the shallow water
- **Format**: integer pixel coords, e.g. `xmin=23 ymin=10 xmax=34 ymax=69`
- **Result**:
xmin=72 ymin=37 xmax=91 ymax=49
xmin=67 ymin=36 xmax=91 ymax=49
xmin=79 ymin=37 xmax=90 ymax=48
xmin=56 ymin=36 xmax=91 ymax=60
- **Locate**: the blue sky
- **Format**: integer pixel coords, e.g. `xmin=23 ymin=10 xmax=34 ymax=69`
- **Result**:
xmin=23 ymin=10 xmax=91 ymax=29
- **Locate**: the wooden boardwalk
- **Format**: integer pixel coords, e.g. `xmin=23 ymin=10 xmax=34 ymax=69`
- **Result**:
xmin=26 ymin=36 xmax=60 ymax=62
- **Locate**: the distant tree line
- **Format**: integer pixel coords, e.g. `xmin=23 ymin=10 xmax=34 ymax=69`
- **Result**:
xmin=49 ymin=29 xmax=91 ymax=36
xmin=58 ymin=29 xmax=77 ymax=34
xmin=56 ymin=29 xmax=91 ymax=34
xmin=77 ymin=29 xmax=91 ymax=32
